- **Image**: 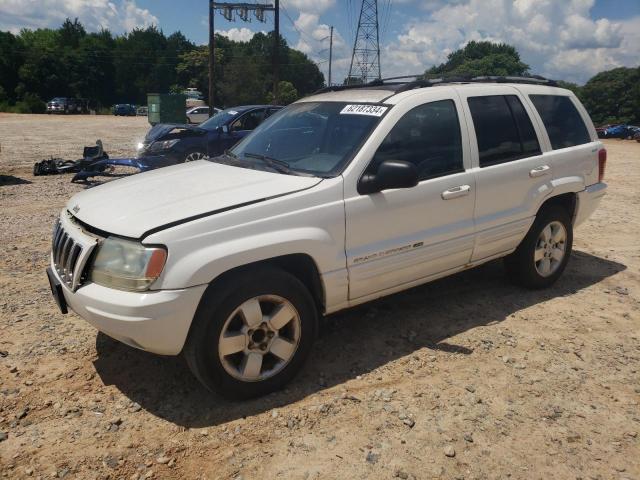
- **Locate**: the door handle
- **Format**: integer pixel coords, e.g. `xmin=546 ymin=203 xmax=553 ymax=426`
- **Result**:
xmin=441 ymin=185 xmax=471 ymax=200
xmin=529 ymin=165 xmax=550 ymax=178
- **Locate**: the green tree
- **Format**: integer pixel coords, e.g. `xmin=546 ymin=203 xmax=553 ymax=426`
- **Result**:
xmin=426 ymin=41 xmax=529 ymax=77
xmin=343 ymin=76 xmax=364 ymax=85
xmin=0 ymin=31 xmax=24 ymax=103
xmin=59 ymin=18 xmax=86 ymax=48
xmin=579 ymin=67 xmax=640 ymax=125
xmin=219 ymin=57 xmax=266 ymax=105
xmin=267 ymin=81 xmax=298 ymax=105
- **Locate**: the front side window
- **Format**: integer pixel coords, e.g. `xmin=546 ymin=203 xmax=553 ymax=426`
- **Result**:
xmin=369 ymin=99 xmax=464 ymax=180
xmin=529 ymin=95 xmax=591 ymax=149
xmin=199 ymin=107 xmax=244 ymax=131
xmin=231 ymin=109 xmax=266 ymax=131
xmin=468 ymin=95 xmax=541 ymax=167
xmin=266 ymin=107 xmax=280 ymax=118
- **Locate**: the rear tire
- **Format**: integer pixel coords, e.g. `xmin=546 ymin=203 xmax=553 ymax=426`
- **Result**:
xmin=504 ymin=205 xmax=573 ymax=289
xmin=184 ymin=267 xmax=317 ymax=399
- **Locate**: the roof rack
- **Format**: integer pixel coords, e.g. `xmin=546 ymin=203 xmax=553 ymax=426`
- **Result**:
xmin=313 ymin=74 xmax=558 ymax=95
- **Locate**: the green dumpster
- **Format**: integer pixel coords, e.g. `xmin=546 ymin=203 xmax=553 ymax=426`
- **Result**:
xmin=147 ymin=93 xmax=186 ymax=125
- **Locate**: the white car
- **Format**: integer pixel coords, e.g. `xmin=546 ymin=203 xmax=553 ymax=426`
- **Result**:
xmin=47 ymin=77 xmax=607 ymax=398
xmin=186 ymin=106 xmax=219 ymax=124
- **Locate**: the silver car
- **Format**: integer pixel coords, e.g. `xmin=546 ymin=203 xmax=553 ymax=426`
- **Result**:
xmin=186 ymin=106 xmax=220 ymax=124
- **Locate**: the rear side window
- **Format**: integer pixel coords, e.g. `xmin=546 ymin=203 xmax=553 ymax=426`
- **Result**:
xmin=529 ymin=95 xmax=591 ymax=149
xmin=468 ymin=95 xmax=541 ymax=167
xmin=371 ymin=99 xmax=463 ymax=180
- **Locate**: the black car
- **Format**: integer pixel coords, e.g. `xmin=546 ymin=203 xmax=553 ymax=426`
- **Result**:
xmin=113 ymin=104 xmax=137 ymax=116
xmin=136 ymin=105 xmax=282 ymax=167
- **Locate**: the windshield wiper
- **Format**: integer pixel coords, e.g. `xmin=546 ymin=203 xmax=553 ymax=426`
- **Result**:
xmin=243 ymin=152 xmax=294 ymax=175
xmin=207 ymin=150 xmax=240 ymax=166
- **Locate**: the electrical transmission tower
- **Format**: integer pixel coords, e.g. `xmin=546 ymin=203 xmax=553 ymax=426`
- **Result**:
xmin=347 ymin=0 xmax=381 ymax=84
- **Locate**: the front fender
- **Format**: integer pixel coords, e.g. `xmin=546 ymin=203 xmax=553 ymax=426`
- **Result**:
xmin=162 ymin=227 xmax=340 ymax=289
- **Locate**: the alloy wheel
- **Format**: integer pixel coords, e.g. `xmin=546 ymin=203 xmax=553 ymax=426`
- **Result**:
xmin=185 ymin=151 xmax=206 ymax=162
xmin=218 ymin=295 xmax=301 ymax=382
xmin=534 ymin=220 xmax=567 ymax=277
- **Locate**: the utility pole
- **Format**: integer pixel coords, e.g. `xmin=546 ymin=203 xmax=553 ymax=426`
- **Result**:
xmin=273 ymin=0 xmax=279 ymax=104
xmin=208 ymin=0 xmax=215 ymax=116
xmin=348 ymin=0 xmax=381 ymax=84
xmin=208 ymin=2 xmax=277 ymax=115
xmin=328 ymin=25 xmax=334 ymax=87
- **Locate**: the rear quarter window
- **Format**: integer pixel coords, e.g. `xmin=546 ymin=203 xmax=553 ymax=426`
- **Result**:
xmin=529 ymin=95 xmax=591 ymax=150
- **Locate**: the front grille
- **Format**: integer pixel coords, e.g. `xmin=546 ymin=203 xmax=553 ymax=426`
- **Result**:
xmin=51 ymin=216 xmax=99 ymax=290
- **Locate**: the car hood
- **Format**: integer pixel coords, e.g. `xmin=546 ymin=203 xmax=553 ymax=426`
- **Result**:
xmin=145 ymin=123 xmax=205 ymax=142
xmin=68 ymin=161 xmax=322 ymax=238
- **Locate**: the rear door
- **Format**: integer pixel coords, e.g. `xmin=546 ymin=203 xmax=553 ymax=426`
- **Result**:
xmin=456 ymin=87 xmax=553 ymax=261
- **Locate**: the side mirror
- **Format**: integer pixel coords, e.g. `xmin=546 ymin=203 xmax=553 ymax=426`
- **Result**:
xmin=358 ymin=160 xmax=419 ymax=194
xmin=217 ymin=125 xmax=229 ymax=134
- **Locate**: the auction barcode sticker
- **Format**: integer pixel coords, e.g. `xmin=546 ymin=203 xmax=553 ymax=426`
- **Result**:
xmin=340 ymin=104 xmax=388 ymax=117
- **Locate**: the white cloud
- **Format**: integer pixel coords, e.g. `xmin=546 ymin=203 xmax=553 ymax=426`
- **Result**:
xmin=381 ymin=0 xmax=639 ymax=84
xmin=218 ymin=27 xmax=261 ymax=42
xmin=0 ymin=0 xmax=157 ymax=33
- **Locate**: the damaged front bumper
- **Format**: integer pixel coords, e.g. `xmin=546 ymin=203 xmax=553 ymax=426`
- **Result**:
xmin=71 ymin=155 xmax=175 ymax=182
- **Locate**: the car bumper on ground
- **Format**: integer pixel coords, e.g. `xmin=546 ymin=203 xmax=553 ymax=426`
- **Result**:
xmin=50 ymin=268 xmax=207 ymax=355
xmin=135 ymin=153 xmax=184 ymax=169
xmin=574 ymin=182 xmax=607 ymax=227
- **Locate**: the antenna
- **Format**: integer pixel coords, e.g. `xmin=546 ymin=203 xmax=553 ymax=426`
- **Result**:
xmin=347 ymin=0 xmax=381 ymax=84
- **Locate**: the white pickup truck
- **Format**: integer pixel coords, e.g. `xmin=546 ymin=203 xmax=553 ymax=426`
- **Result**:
xmin=47 ymin=77 xmax=607 ymax=398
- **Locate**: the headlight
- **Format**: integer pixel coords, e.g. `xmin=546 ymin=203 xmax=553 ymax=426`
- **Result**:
xmin=90 ymin=237 xmax=167 ymax=292
xmin=148 ymin=139 xmax=179 ymax=152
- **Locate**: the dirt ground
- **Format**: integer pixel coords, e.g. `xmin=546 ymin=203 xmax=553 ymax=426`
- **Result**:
xmin=0 ymin=113 xmax=639 ymax=480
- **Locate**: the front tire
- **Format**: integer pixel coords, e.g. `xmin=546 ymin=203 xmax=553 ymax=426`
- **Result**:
xmin=184 ymin=150 xmax=206 ymax=162
xmin=183 ymin=267 xmax=317 ymax=399
xmin=504 ymin=205 xmax=573 ymax=289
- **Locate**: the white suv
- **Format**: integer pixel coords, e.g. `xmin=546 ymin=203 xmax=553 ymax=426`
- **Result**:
xmin=47 ymin=77 xmax=607 ymax=398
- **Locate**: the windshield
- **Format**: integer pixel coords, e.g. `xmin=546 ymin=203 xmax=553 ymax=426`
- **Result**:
xmin=228 ymin=102 xmax=386 ymax=176
xmin=199 ymin=107 xmax=243 ymax=131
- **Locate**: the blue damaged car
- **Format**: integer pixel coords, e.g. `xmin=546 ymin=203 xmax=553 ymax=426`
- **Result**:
xmin=136 ymin=105 xmax=282 ymax=167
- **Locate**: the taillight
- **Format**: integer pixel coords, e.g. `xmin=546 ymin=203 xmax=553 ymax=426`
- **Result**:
xmin=598 ymin=148 xmax=607 ymax=182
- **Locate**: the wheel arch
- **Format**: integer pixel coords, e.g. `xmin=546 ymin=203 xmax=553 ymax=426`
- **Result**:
xmin=538 ymin=192 xmax=577 ymax=224
xmin=204 ymin=253 xmax=326 ymax=314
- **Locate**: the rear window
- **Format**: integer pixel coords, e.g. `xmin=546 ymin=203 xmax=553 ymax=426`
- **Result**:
xmin=468 ymin=95 xmax=541 ymax=167
xmin=529 ymin=95 xmax=591 ymax=149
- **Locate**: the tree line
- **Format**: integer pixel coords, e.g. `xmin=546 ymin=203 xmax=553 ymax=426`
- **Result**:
xmin=0 ymin=18 xmax=325 ymax=113
xmin=1 ymin=23 xmax=637 ymax=126
xmin=424 ymin=41 xmax=639 ymax=126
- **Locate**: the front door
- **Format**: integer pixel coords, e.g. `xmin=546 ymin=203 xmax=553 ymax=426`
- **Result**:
xmin=344 ymin=94 xmax=476 ymax=300
xmin=211 ymin=108 xmax=267 ymax=156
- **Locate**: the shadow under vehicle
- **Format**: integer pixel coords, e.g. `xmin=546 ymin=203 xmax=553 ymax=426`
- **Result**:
xmin=92 ymin=251 xmax=625 ymax=428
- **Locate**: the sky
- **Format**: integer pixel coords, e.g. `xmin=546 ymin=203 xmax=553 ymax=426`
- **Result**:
xmin=1 ymin=0 xmax=639 ymax=85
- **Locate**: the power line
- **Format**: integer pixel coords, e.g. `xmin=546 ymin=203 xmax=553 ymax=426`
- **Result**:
xmin=280 ymin=4 xmax=319 ymax=43
xmin=380 ymin=0 xmax=393 ymax=43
